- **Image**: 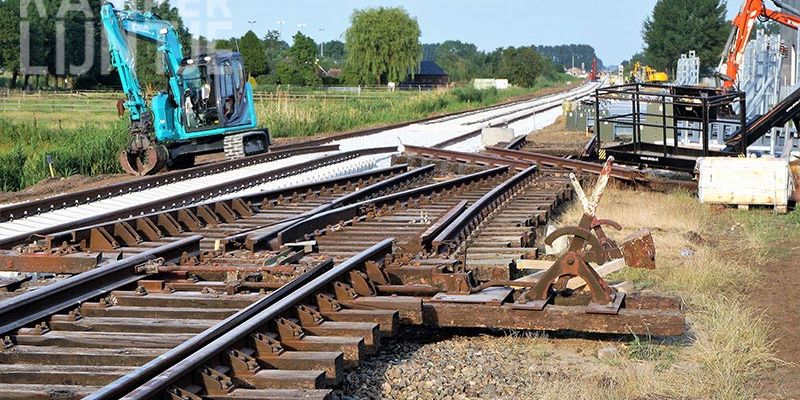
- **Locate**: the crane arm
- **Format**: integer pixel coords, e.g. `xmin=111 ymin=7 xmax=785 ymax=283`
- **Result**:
xmin=720 ymin=0 xmax=800 ymax=88
xmin=100 ymin=2 xmax=185 ymax=124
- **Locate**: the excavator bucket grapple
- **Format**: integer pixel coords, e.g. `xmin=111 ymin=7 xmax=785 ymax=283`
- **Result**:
xmin=118 ymin=145 xmax=169 ymax=176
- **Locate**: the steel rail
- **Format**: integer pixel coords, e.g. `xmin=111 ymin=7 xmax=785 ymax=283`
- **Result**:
xmin=112 ymin=239 xmax=394 ymax=400
xmin=485 ymin=147 xmax=647 ymax=181
xmin=40 ymin=164 xmax=413 ymax=254
xmin=462 ymin=94 xmax=567 ymax=126
xmin=0 ymin=235 xmax=202 ymax=337
xmin=221 ymin=164 xmax=436 ymax=251
xmin=0 ymin=147 xmax=397 ymax=249
xmin=432 ymin=93 xmax=584 ymax=149
xmin=270 ymin=83 xmax=595 ymax=152
xmin=85 ymin=257 xmax=337 ymax=400
xmin=0 ymin=145 xmax=338 ymax=223
xmin=0 ymin=82 xmax=594 ymax=225
xmin=403 ymin=144 xmax=532 ymax=170
xmin=432 ymin=165 xmax=538 ymax=255
xmin=267 ymin=166 xmax=509 ymax=251
xmin=504 ymin=135 xmax=528 ymax=150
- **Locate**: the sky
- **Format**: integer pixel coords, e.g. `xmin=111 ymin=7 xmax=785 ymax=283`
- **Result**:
xmin=133 ymin=0 xmax=744 ymax=66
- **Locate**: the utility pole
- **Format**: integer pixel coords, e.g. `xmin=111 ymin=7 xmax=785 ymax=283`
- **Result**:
xmin=319 ymin=28 xmax=325 ymax=57
xmin=276 ymin=20 xmax=286 ymax=39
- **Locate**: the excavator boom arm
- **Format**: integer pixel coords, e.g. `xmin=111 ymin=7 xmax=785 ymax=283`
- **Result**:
xmin=721 ymin=0 xmax=800 ymax=87
xmin=100 ymin=3 xmax=185 ymax=123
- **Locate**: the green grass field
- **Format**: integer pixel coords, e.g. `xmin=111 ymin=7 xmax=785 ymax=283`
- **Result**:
xmin=0 ymin=77 xmax=579 ymax=192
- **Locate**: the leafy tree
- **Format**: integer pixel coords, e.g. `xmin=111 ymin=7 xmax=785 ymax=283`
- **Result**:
xmin=500 ymin=46 xmax=545 ymax=88
xmin=263 ymin=30 xmax=289 ymax=74
xmin=643 ymin=0 xmax=727 ymax=72
xmin=276 ymin=32 xmax=320 ymax=85
xmin=344 ymin=7 xmax=422 ymax=85
xmin=0 ymin=0 xmax=20 ymax=86
xmin=534 ymin=44 xmax=602 ymax=71
xmin=214 ymin=38 xmax=236 ymax=51
xmin=433 ymin=40 xmax=482 ymax=82
xmin=239 ymin=30 xmax=268 ymax=77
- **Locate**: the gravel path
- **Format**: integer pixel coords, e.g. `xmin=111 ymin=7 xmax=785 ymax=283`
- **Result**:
xmin=331 ymin=327 xmax=621 ymax=400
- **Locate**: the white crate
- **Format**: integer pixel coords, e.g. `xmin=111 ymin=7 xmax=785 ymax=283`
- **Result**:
xmin=697 ymin=157 xmax=793 ymax=213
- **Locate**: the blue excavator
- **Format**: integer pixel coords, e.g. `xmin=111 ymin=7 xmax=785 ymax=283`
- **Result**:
xmin=101 ymin=3 xmax=270 ymax=175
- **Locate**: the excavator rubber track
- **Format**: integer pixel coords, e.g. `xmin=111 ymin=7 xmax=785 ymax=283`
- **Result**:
xmin=224 ymin=130 xmax=271 ymax=160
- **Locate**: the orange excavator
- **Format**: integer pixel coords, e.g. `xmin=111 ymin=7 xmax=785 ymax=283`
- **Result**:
xmin=720 ymin=0 xmax=800 ymax=88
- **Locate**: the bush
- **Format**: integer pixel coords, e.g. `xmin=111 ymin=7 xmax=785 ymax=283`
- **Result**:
xmin=0 ymin=147 xmax=26 ymax=191
xmin=451 ymin=86 xmax=494 ymax=103
xmin=0 ymin=118 xmax=128 ymax=191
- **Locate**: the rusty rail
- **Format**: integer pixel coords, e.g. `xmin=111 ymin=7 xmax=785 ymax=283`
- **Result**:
xmin=222 ymin=164 xmax=436 ymax=251
xmin=267 ymin=166 xmax=509 ymax=251
xmin=85 ymin=257 xmax=338 ymax=400
xmin=504 ymin=135 xmax=528 ymax=150
xmin=0 ymin=235 xmax=202 ymax=337
xmin=103 ymin=239 xmax=394 ymax=399
xmin=0 ymin=149 xmax=686 ymax=399
xmin=404 ymin=144 xmax=531 ymax=170
xmin=0 ymin=145 xmax=338 ymax=223
xmin=432 ymin=165 xmax=538 ymax=255
xmin=485 ymin=147 xmax=646 ymax=181
xmin=42 ymin=164 xmax=415 ymax=253
xmin=0 ymin=147 xmax=397 ymax=249
xmin=1 ymin=164 xmax=417 ymax=276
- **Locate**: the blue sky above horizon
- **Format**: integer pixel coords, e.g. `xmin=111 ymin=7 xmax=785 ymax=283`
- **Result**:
xmin=125 ymin=0 xmax=743 ymax=66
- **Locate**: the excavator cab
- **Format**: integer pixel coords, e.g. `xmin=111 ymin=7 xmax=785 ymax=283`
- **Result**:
xmin=178 ymin=52 xmax=251 ymax=132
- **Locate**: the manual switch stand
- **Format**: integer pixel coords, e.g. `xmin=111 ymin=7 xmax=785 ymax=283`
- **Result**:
xmin=515 ymin=157 xmax=655 ymax=314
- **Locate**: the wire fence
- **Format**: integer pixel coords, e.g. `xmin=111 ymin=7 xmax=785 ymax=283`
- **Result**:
xmin=0 ymin=98 xmax=115 ymax=113
xmin=0 ymin=85 xmax=450 ymax=114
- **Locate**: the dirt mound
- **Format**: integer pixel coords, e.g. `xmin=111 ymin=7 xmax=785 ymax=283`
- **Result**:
xmin=0 ymin=173 xmax=132 ymax=205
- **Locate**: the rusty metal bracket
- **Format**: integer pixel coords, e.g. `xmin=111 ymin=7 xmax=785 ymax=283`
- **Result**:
xmin=167 ymin=387 xmax=203 ymax=400
xmin=252 ymin=332 xmax=285 ymax=357
xmin=517 ymin=213 xmax=622 ymax=314
xmin=198 ymin=366 xmax=234 ymax=396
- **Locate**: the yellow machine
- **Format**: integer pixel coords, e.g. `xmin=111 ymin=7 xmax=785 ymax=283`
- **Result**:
xmin=630 ymin=62 xmax=669 ymax=83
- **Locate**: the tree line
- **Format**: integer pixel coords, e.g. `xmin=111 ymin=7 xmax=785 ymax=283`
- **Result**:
xmin=420 ymin=42 xmax=601 ymax=86
xmin=633 ymin=0 xmax=728 ymax=75
xmin=0 ymin=0 xmax=195 ymax=90
xmin=0 ymin=1 xmax=591 ymax=91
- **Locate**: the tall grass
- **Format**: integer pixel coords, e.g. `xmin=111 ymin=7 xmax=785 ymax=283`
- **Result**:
xmin=558 ymin=186 xmax=778 ymax=399
xmin=259 ymin=82 xmax=567 ymax=138
xmin=0 ymin=118 xmax=128 ymax=191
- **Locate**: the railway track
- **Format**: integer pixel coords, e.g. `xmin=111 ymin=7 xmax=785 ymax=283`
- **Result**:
xmin=0 ymin=163 xmax=439 ymax=287
xmin=399 ymin=143 xmax=699 ymax=192
xmin=0 ymin=81 xmax=689 ymax=399
xmin=0 ymin=83 xmax=598 ymax=243
xmin=0 ymin=147 xmax=396 ymax=247
xmin=0 ymin=153 xmax=683 ymax=399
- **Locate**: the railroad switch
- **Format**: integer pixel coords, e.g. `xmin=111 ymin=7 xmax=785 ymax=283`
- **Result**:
xmin=515 ymin=158 xmax=656 ymax=314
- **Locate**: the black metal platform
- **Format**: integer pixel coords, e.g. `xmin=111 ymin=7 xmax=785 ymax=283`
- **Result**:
xmin=594 ymin=83 xmax=747 ymax=172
